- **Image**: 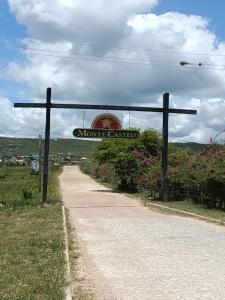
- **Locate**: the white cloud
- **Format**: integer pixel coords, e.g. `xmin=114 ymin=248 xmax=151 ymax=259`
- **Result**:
xmin=2 ymin=0 xmax=225 ymax=142
xmin=0 ymin=94 xmax=88 ymax=138
xmin=1 ymin=91 xmax=225 ymax=143
xmin=8 ymin=0 xmax=158 ymax=44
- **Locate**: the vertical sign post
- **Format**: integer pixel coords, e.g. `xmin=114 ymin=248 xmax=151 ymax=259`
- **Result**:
xmin=38 ymin=134 xmax=42 ymax=192
xmin=42 ymin=88 xmax=51 ymax=205
xmin=161 ymin=93 xmax=169 ymax=201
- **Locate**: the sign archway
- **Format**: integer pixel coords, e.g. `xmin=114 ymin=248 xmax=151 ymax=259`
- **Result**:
xmin=14 ymin=88 xmax=197 ymax=205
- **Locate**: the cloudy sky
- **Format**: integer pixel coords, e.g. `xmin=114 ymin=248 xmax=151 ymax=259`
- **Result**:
xmin=1 ymin=0 xmax=225 ymax=142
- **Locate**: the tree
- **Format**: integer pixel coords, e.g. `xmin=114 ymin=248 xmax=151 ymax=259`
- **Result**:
xmin=92 ymin=129 xmax=161 ymax=191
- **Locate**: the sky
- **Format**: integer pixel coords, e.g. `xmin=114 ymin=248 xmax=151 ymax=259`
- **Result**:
xmin=1 ymin=0 xmax=225 ymax=142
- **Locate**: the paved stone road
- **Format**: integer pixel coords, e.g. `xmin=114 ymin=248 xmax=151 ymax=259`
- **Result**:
xmin=60 ymin=166 xmax=225 ymax=300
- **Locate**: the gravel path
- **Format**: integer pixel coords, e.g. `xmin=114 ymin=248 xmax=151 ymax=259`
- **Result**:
xmin=60 ymin=166 xmax=225 ymax=300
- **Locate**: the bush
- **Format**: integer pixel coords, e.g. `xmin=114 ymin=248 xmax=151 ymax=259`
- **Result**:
xmin=82 ymin=131 xmax=225 ymax=211
xmin=89 ymin=129 xmax=161 ymax=192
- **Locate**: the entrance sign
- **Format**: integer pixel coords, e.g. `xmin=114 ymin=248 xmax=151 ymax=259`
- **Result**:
xmin=14 ymin=88 xmax=197 ymax=204
xmin=73 ymin=128 xmax=140 ymax=139
xmin=92 ymin=113 xmax=122 ymax=130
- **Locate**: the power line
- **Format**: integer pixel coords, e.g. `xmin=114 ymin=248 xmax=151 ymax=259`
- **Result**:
xmin=24 ymin=47 xmax=225 ymax=68
xmin=213 ymin=129 xmax=225 ymax=140
xmin=0 ymin=44 xmax=193 ymax=65
xmin=71 ymin=41 xmax=225 ymax=58
xmin=5 ymin=38 xmax=225 ymax=58
xmin=24 ymin=46 xmax=181 ymax=65
xmin=20 ymin=51 xmax=208 ymax=68
xmin=22 ymin=51 xmax=225 ymax=70
xmin=2 ymin=45 xmax=225 ymax=70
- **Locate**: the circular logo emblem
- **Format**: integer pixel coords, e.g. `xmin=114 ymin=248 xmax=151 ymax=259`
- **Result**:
xmin=91 ymin=113 xmax=122 ymax=130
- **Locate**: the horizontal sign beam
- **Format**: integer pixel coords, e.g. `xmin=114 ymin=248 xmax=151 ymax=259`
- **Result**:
xmin=14 ymin=103 xmax=46 ymax=108
xmin=14 ymin=103 xmax=197 ymax=115
xmin=73 ymin=128 xmax=140 ymax=139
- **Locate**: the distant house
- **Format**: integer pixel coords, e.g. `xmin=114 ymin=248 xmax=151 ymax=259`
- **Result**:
xmin=16 ymin=159 xmax=26 ymax=165
xmin=80 ymin=156 xmax=87 ymax=161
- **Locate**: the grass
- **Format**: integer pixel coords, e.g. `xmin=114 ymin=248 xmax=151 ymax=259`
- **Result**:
xmin=0 ymin=165 xmax=66 ymax=299
xmin=148 ymin=199 xmax=225 ymax=223
xmin=0 ymin=164 xmax=94 ymax=299
xmin=0 ymin=166 xmax=42 ymax=209
xmin=0 ymin=206 xmax=65 ymax=299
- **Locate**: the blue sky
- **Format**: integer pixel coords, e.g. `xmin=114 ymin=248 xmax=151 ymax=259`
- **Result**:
xmin=0 ymin=0 xmax=224 ymax=73
xmin=1 ymin=0 xmax=224 ymax=66
xmin=1 ymin=0 xmax=224 ymax=102
xmin=0 ymin=1 xmax=28 ymax=99
xmin=154 ymin=0 xmax=225 ymax=40
xmin=0 ymin=0 xmax=26 ymax=60
xmin=1 ymin=0 xmax=225 ymax=51
xmin=0 ymin=1 xmax=26 ymax=38
xmin=1 ymin=0 xmax=225 ymax=140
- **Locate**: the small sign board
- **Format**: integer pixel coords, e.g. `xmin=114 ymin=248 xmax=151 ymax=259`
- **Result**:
xmin=92 ymin=113 xmax=122 ymax=130
xmin=73 ymin=128 xmax=140 ymax=139
xmin=30 ymin=160 xmax=40 ymax=175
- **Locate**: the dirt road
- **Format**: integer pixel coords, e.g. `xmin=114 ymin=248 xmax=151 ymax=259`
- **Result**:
xmin=60 ymin=166 xmax=225 ymax=300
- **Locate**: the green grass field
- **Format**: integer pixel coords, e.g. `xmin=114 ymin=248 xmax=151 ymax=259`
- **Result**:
xmin=0 ymin=166 xmax=41 ymax=208
xmin=0 ymin=165 xmax=66 ymax=299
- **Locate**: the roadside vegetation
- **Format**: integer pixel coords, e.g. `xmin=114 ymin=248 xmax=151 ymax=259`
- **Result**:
xmin=0 ymin=165 xmax=66 ymax=299
xmin=81 ymin=129 xmax=225 ymax=220
xmin=1 ymin=163 xmax=93 ymax=299
xmin=150 ymin=200 xmax=225 ymax=222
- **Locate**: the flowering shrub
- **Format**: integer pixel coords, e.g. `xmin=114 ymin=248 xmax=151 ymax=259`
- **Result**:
xmin=82 ymin=131 xmax=225 ymax=210
xmin=167 ymin=144 xmax=225 ymax=209
xmin=84 ymin=129 xmax=161 ymax=192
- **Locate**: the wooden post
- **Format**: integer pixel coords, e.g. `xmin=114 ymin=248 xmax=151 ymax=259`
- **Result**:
xmin=42 ymin=88 xmax=51 ymax=205
xmin=38 ymin=134 xmax=42 ymax=193
xmin=161 ymin=93 xmax=169 ymax=201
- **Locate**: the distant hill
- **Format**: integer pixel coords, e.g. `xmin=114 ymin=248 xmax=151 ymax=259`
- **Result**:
xmin=0 ymin=137 xmax=98 ymax=157
xmin=172 ymin=142 xmax=207 ymax=152
xmin=0 ymin=137 xmax=207 ymax=158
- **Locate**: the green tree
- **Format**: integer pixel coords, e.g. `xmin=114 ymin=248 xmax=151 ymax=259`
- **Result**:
xmin=92 ymin=129 xmax=161 ymax=191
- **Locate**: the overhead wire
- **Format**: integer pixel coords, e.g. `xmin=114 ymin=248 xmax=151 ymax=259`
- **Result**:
xmin=1 ymin=40 xmax=224 ymax=142
xmin=1 ymin=44 xmax=193 ymax=65
xmin=70 ymin=41 xmax=225 ymax=58
xmin=1 ymin=42 xmax=225 ymax=70
xmin=23 ymin=46 xmax=225 ymax=68
xmin=23 ymin=46 xmax=182 ymax=65
xmin=3 ymin=38 xmax=225 ymax=58
xmin=22 ymin=51 xmax=225 ymax=70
